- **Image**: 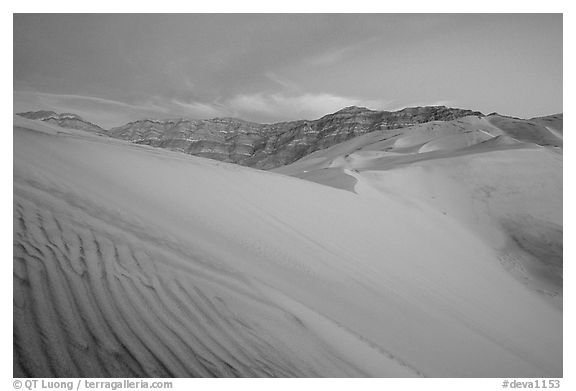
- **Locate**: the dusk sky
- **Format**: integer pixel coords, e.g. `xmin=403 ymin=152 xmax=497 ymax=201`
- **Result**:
xmin=14 ymin=14 xmax=562 ymax=127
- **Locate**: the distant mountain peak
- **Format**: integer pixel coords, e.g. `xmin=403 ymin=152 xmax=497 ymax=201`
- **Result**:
xmin=17 ymin=110 xmax=59 ymax=120
xmin=17 ymin=110 xmax=104 ymax=133
xmin=336 ymin=105 xmax=373 ymax=113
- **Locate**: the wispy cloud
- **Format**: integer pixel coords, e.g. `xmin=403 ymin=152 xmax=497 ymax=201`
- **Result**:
xmin=227 ymin=92 xmax=389 ymax=122
xmin=14 ymin=91 xmax=173 ymax=128
xmin=264 ymin=72 xmax=301 ymax=92
xmin=14 ymin=89 xmax=396 ymax=127
xmin=170 ymin=99 xmax=226 ymax=119
xmin=304 ymin=38 xmax=379 ymax=67
xmin=14 ymin=91 xmax=238 ymax=127
xmin=16 ymin=91 xmax=168 ymax=113
xmin=306 ymin=46 xmax=355 ymax=67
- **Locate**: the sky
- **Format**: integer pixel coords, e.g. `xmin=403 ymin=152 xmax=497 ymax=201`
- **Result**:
xmin=13 ymin=14 xmax=562 ymax=128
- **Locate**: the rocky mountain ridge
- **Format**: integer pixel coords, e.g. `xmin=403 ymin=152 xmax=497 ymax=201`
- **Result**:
xmin=18 ymin=105 xmax=489 ymax=169
xmin=106 ymin=105 xmax=488 ymax=169
xmin=17 ymin=110 xmax=105 ymax=134
xmin=20 ymin=106 xmax=562 ymax=169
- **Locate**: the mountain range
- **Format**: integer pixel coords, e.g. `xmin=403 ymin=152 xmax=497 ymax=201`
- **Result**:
xmin=17 ymin=106 xmax=562 ymax=169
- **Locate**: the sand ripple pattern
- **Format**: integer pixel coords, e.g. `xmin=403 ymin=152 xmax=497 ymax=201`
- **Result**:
xmin=13 ymin=191 xmax=360 ymax=378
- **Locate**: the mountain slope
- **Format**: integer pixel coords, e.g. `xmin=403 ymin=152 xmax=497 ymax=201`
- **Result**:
xmin=107 ymin=106 xmax=485 ymax=169
xmin=14 ymin=116 xmax=562 ymax=377
xmin=17 ymin=110 xmax=105 ymax=134
xmin=18 ymin=106 xmax=483 ymax=169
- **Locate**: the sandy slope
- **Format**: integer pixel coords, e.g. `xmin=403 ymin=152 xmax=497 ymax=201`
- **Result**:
xmin=13 ymin=116 xmax=562 ymax=377
xmin=275 ymin=116 xmax=562 ymax=302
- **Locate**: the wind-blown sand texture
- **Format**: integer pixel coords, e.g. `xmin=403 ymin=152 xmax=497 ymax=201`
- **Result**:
xmin=14 ymin=114 xmax=562 ymax=377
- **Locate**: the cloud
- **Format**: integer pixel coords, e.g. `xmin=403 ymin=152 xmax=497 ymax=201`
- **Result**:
xmin=15 ymin=91 xmax=229 ymax=127
xmin=306 ymin=46 xmax=354 ymax=67
xmin=14 ymin=91 xmax=172 ymax=128
xmin=304 ymin=38 xmax=379 ymax=67
xmin=227 ymin=92 xmax=389 ymax=122
xmin=14 ymin=89 xmax=395 ymax=127
xmin=170 ymin=99 xmax=226 ymax=119
xmin=16 ymin=91 xmax=168 ymax=112
xmin=264 ymin=72 xmax=301 ymax=92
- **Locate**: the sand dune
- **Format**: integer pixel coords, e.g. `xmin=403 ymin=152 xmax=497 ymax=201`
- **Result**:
xmin=276 ymin=115 xmax=562 ymax=304
xmin=14 ymin=115 xmax=562 ymax=377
